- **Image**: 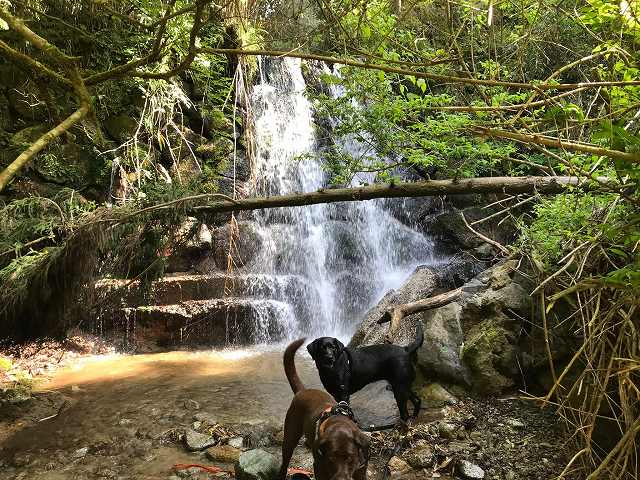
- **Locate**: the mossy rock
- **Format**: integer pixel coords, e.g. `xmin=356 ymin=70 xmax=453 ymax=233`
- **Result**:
xmin=202 ymin=108 xmax=233 ymax=131
xmin=10 ymin=125 xmax=49 ymax=148
xmin=462 ymin=320 xmax=517 ymax=394
xmin=104 ymin=115 xmax=138 ymax=143
xmin=197 ymin=137 xmax=234 ymax=161
xmin=6 ymin=82 xmax=49 ymax=121
xmin=33 ymin=143 xmax=90 ymax=186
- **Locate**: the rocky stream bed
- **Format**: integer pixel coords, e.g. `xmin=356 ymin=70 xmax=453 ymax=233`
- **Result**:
xmin=1 ymin=340 xmax=576 ymax=480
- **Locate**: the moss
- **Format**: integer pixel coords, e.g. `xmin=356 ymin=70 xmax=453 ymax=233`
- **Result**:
xmin=462 ymin=320 xmax=516 ymax=394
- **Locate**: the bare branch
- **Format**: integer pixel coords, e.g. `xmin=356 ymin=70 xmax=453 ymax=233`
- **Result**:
xmin=472 ymin=127 xmax=640 ymax=164
xmin=199 ymin=48 xmax=640 ymax=91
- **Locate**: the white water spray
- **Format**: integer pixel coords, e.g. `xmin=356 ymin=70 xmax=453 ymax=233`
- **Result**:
xmin=246 ymin=57 xmax=435 ymax=342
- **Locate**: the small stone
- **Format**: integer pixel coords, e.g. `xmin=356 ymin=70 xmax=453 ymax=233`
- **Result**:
xmin=506 ymin=419 xmax=525 ymax=429
xmin=71 ymin=447 xmax=89 ymax=459
xmin=388 ymin=456 xmax=412 ymax=476
xmin=420 ymin=383 xmax=458 ymax=408
xmin=184 ymin=399 xmax=200 ymax=410
xmin=118 ymin=418 xmax=132 ymax=426
xmin=192 ymin=421 xmax=202 ymax=430
xmin=235 ymin=449 xmax=279 ymax=480
xmin=175 ymin=466 xmax=203 ymax=478
xmin=193 ymin=412 xmax=218 ymax=425
xmin=456 ymin=459 xmax=485 ymax=479
xmin=404 ymin=445 xmax=434 ymax=469
xmin=438 ymin=422 xmax=458 ymax=439
xmin=71 ymin=385 xmax=82 ymax=392
xmin=505 ymin=470 xmax=516 ymax=480
xmin=206 ymin=445 xmax=242 ymax=463
xmin=184 ymin=429 xmax=216 ymax=451
xmin=228 ymin=436 xmax=244 ymax=448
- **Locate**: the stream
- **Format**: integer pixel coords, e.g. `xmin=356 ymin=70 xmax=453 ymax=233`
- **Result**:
xmin=1 ymin=348 xmax=324 ymax=478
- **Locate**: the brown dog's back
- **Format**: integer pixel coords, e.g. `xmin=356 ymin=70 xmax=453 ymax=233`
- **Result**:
xmin=284 ymin=338 xmax=306 ymax=393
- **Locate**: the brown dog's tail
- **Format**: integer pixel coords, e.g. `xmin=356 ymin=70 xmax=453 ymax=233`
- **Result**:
xmin=284 ymin=338 xmax=306 ymax=394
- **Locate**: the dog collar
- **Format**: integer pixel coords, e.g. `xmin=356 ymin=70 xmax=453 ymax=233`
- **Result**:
xmin=314 ymin=401 xmax=357 ymax=441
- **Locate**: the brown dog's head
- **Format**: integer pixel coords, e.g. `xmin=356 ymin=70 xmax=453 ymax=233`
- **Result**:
xmin=315 ymin=424 xmax=370 ymax=480
xmin=307 ymin=337 xmax=345 ymax=369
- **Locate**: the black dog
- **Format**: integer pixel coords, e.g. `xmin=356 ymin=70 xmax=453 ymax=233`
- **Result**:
xmin=307 ymin=324 xmax=424 ymax=421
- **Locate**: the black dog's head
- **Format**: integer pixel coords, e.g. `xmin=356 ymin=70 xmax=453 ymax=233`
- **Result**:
xmin=307 ymin=337 xmax=345 ymax=369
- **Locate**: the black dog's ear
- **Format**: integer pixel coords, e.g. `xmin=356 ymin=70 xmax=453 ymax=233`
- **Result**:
xmin=332 ymin=338 xmax=345 ymax=353
xmin=307 ymin=339 xmax=320 ymax=358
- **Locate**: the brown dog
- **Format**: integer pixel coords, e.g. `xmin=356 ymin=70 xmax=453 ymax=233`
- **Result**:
xmin=279 ymin=338 xmax=370 ymax=480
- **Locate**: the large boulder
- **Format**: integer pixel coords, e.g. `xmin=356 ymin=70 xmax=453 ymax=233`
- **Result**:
xmin=349 ymin=265 xmax=441 ymax=348
xmin=418 ymin=303 xmax=472 ymax=386
xmin=350 ymin=258 xmax=537 ymax=395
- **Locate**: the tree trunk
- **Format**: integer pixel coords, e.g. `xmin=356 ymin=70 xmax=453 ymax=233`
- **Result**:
xmin=187 ymin=176 xmax=606 ymax=216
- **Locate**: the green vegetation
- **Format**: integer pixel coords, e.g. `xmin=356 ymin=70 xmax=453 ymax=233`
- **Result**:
xmin=0 ymin=2 xmax=638 ymax=477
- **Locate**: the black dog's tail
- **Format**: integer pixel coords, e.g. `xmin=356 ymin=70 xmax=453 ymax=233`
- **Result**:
xmin=284 ymin=338 xmax=306 ymax=394
xmin=404 ymin=322 xmax=424 ymax=356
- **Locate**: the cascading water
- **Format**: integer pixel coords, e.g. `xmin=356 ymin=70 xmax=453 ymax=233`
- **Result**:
xmin=244 ymin=57 xmax=436 ymax=342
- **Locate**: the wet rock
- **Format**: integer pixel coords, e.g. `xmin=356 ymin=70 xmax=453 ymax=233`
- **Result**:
xmin=183 ymin=399 xmax=200 ymax=410
xmin=420 ymin=383 xmax=458 ymax=408
xmin=404 ymin=445 xmax=435 ymax=469
xmin=228 ymin=436 xmax=244 ymax=448
xmin=193 ymin=412 xmax=218 ymax=425
xmin=456 ymin=459 xmax=485 ymax=479
xmin=184 ymin=429 xmax=215 ymax=451
xmin=206 ymin=445 xmax=242 ymax=463
xmin=234 ymin=449 xmax=279 ymax=480
xmin=212 ymin=222 xmax=263 ymax=269
xmin=387 ymin=456 xmax=412 ymax=477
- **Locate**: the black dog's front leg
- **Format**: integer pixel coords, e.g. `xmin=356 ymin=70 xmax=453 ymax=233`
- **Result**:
xmin=335 ymin=383 xmax=350 ymax=403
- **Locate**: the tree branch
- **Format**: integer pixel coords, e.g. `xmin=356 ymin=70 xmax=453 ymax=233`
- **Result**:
xmin=198 ymin=48 xmax=640 ymax=91
xmin=0 ymin=104 xmax=89 ymax=192
xmin=185 ymin=176 xmax=606 ymax=216
xmin=460 ymin=211 xmax=510 ymax=255
xmin=472 ymin=127 xmax=640 ymax=164
xmin=378 ymin=287 xmax=463 ymax=341
xmin=0 ymin=39 xmax=71 ymax=86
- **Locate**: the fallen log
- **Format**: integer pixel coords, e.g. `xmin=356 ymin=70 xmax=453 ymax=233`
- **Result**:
xmin=378 ymin=287 xmax=463 ymax=341
xmin=188 ymin=176 xmax=606 ymax=216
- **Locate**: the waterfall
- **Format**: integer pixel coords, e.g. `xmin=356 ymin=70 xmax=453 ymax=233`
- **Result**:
xmin=245 ymin=57 xmax=435 ymax=342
